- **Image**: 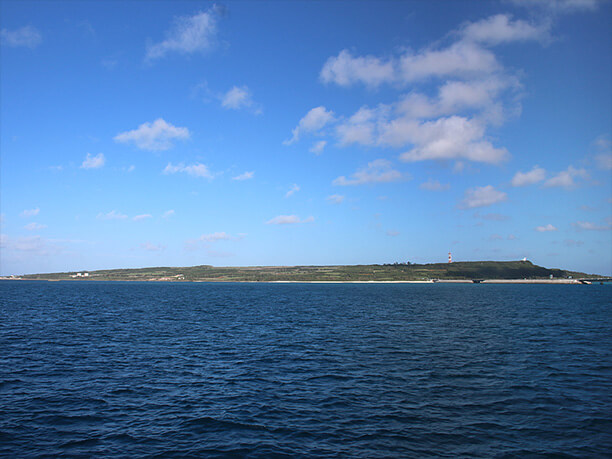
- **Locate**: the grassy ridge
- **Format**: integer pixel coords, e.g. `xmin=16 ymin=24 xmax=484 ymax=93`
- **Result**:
xmin=19 ymin=261 xmax=596 ymax=282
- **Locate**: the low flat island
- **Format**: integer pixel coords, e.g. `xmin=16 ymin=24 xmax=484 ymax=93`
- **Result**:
xmin=5 ymin=260 xmax=609 ymax=284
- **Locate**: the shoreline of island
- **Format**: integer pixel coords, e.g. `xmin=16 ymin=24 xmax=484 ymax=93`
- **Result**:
xmin=2 ymin=260 xmax=608 ymax=284
xmin=1 ymin=278 xmax=605 ymax=284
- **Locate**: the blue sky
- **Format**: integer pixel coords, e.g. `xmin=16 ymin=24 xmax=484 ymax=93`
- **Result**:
xmin=1 ymin=0 xmax=611 ymax=275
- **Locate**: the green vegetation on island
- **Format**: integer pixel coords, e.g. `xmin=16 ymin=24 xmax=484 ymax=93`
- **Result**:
xmin=14 ymin=260 xmax=601 ymax=282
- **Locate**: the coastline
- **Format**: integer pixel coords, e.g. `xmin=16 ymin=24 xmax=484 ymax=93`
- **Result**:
xmin=1 ymin=278 xmax=600 ymax=284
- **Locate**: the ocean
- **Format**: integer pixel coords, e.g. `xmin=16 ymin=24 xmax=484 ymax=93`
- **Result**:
xmin=1 ymin=281 xmax=610 ymax=457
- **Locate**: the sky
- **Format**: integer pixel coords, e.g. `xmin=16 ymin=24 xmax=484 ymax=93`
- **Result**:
xmin=1 ymin=0 xmax=611 ymax=276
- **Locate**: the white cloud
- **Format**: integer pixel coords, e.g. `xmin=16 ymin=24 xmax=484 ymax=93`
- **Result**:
xmin=221 ymin=85 xmax=261 ymax=113
xmin=97 ymin=210 xmax=128 ymax=220
xmin=460 ymin=185 xmax=507 ymax=208
xmin=266 ymin=215 xmax=314 ymax=225
xmin=162 ymin=210 xmax=175 ymax=218
xmin=544 ymin=166 xmax=588 ymax=188
xmin=593 ymin=134 xmax=612 ymax=170
xmin=400 ymin=41 xmax=500 ymax=82
xmin=285 ymin=184 xmax=300 ymax=198
xmin=535 ymin=224 xmax=558 ymax=232
xmin=199 ymin=232 xmax=245 ymax=242
xmin=133 ymin=214 xmax=152 ymax=221
xmin=1 ymin=26 xmax=42 ymax=48
xmin=595 ymin=153 xmax=612 ymax=170
xmin=320 ymin=49 xmax=395 ymax=87
xmin=420 ymin=179 xmax=450 ymax=191
xmin=24 ymin=222 xmax=47 ymax=231
xmin=21 ymin=208 xmax=40 ymax=217
xmin=140 ymin=242 xmax=165 ymax=251
xmin=298 ymin=13 xmax=545 ymax=168
xmin=573 ymin=221 xmax=611 ymax=231
xmin=200 ymin=232 xmax=232 ymax=242
xmin=333 ymin=159 xmax=403 ymax=186
xmin=386 ymin=230 xmax=400 ymax=237
xmin=336 ymin=106 xmax=386 ymax=146
xmin=81 ymin=152 xmax=105 ymax=169
xmin=460 ymin=14 xmax=550 ymax=45
xmin=115 ymin=118 xmax=190 ymax=151
xmin=163 ymin=162 xmax=213 ymax=179
xmin=310 ymin=140 xmax=327 ymax=154
xmin=511 ymin=165 xmax=546 ymax=186
xmin=512 ymin=0 xmax=602 ymax=13
xmin=232 ymin=171 xmax=254 ymax=181
xmin=396 ymin=116 xmax=508 ymax=164
xmin=146 ymin=9 xmax=218 ymax=60
xmin=320 ymin=41 xmax=499 ymax=88
xmin=326 ymin=194 xmax=345 ymax=204
xmin=284 ymin=106 xmax=335 ymax=145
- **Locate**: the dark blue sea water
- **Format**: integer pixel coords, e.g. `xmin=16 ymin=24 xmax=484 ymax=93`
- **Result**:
xmin=1 ymin=281 xmax=611 ymax=458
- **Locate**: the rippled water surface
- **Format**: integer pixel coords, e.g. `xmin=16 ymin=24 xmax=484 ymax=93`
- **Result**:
xmin=1 ymin=281 xmax=611 ymax=457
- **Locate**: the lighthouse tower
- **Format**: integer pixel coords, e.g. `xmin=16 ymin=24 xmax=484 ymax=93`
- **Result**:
xmin=448 ymin=252 xmax=452 ymax=263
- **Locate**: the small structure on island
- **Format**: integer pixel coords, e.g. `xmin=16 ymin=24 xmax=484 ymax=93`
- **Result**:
xmin=448 ymin=252 xmax=452 ymax=263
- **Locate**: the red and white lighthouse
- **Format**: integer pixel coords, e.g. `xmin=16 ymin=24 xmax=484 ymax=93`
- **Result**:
xmin=448 ymin=252 xmax=452 ymax=263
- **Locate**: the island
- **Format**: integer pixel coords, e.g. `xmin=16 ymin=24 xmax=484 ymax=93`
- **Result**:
xmin=5 ymin=260 xmax=609 ymax=284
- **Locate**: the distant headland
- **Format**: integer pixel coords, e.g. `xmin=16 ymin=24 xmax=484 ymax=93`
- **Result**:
xmin=3 ymin=261 xmax=609 ymax=284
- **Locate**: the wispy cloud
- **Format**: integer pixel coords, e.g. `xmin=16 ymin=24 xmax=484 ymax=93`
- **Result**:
xmin=146 ymin=8 xmax=219 ymax=60
xmin=474 ymin=212 xmax=510 ymax=221
xmin=266 ymin=215 xmax=314 ymax=225
xmin=511 ymin=0 xmax=603 ymax=13
xmin=115 ymin=118 xmax=190 ymax=151
xmin=511 ymin=165 xmax=546 ymax=186
xmin=162 ymin=210 xmax=175 ymax=218
xmin=1 ymin=26 xmax=42 ymax=48
xmin=81 ymin=152 xmax=105 ymax=169
xmin=285 ymin=184 xmax=300 ymax=198
xmin=333 ymin=159 xmax=403 ymax=186
xmin=221 ymin=85 xmax=262 ymax=114
xmin=1 ymin=235 xmax=63 ymax=256
xmin=459 ymin=14 xmax=551 ymax=46
xmin=326 ymin=194 xmax=345 ymax=204
xmin=460 ymin=185 xmax=507 ymax=209
xmin=97 ymin=210 xmax=128 ymax=220
xmin=24 ymin=222 xmax=47 ymax=231
xmin=420 ymin=179 xmax=450 ymax=191
xmin=133 ymin=214 xmax=152 ymax=221
xmin=232 ymin=171 xmax=254 ymax=181
xmin=21 ymin=208 xmax=40 ymax=218
xmin=163 ymin=162 xmax=213 ymax=178
xmin=310 ymin=140 xmax=327 ymax=154
xmin=284 ymin=106 xmax=335 ymax=145
xmin=140 ymin=242 xmax=165 ymax=251
xmin=199 ymin=232 xmax=242 ymax=242
xmin=544 ymin=166 xmax=588 ymax=188
xmin=573 ymin=220 xmax=612 ymax=231
xmin=320 ymin=14 xmax=547 ymax=88
xmin=593 ymin=134 xmax=612 ymax=170
xmin=535 ymin=224 xmax=557 ymax=232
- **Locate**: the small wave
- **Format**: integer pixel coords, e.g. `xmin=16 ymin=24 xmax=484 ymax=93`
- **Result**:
xmin=61 ymin=437 xmax=101 ymax=448
xmin=305 ymin=374 xmax=352 ymax=382
xmin=181 ymin=416 xmax=268 ymax=433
